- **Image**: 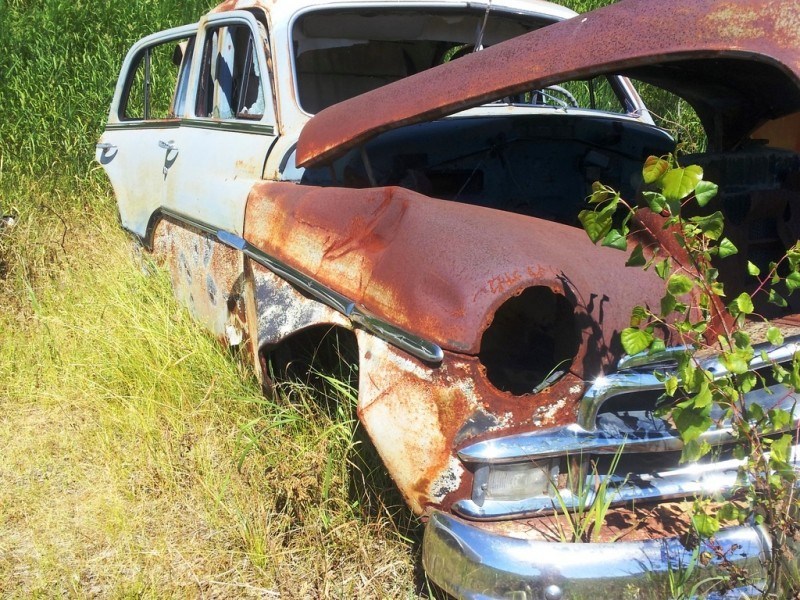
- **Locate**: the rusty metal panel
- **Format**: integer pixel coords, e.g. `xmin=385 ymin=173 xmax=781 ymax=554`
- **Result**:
xmin=243 ymin=181 xmax=670 ymax=372
xmin=297 ymin=0 xmax=800 ymax=166
xmin=249 ymin=261 xmax=351 ymax=349
xmin=356 ymin=331 xmax=588 ymax=514
xmin=154 ymin=217 xmax=245 ymax=341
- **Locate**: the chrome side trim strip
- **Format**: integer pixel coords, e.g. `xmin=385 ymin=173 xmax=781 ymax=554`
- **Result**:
xmin=158 ymin=208 xmax=444 ymax=364
xmin=579 ymin=337 xmax=800 ymax=429
xmin=453 ymin=444 xmax=800 ymax=520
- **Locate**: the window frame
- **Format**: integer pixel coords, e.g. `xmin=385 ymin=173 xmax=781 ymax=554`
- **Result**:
xmin=118 ymin=33 xmax=197 ymax=122
xmin=188 ymin=11 xmax=276 ymax=126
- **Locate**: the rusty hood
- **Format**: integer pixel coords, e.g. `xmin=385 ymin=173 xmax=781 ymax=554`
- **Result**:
xmin=297 ymin=0 xmax=800 ymax=167
xmin=244 ymin=182 xmax=670 ymax=375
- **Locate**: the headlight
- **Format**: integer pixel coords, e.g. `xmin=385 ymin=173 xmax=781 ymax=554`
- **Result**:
xmin=472 ymin=460 xmax=559 ymax=506
xmin=479 ymin=286 xmax=579 ymax=395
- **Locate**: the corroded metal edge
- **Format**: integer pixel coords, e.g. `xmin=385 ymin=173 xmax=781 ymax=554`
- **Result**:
xmin=136 ymin=207 xmax=443 ymax=363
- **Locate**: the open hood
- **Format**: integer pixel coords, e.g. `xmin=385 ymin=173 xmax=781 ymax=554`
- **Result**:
xmin=297 ymin=0 xmax=800 ymax=167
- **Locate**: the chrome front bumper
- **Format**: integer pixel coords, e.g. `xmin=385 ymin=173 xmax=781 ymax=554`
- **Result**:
xmin=423 ymin=511 xmax=773 ymax=600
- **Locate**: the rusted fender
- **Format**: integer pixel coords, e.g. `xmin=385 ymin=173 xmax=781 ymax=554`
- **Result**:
xmin=243 ymin=182 xmax=669 ymax=372
xmin=297 ymin=0 xmax=800 ymax=166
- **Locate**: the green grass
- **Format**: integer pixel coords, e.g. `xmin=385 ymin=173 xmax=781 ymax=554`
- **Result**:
xmin=0 ymin=0 xmax=429 ymax=596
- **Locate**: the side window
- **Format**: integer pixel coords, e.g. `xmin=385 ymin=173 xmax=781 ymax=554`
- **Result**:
xmin=196 ymin=25 xmax=265 ymax=120
xmin=122 ymin=36 xmax=195 ymax=120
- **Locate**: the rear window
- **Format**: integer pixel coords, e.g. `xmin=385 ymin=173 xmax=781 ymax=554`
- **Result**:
xmin=292 ymin=8 xmax=558 ymax=114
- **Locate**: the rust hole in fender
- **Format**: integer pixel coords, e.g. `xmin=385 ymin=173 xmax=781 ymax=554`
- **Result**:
xmin=479 ymin=286 xmax=579 ymax=396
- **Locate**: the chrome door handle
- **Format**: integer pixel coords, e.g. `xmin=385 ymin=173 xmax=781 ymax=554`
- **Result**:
xmin=158 ymin=140 xmax=178 ymax=152
xmin=95 ymin=142 xmax=117 ymax=151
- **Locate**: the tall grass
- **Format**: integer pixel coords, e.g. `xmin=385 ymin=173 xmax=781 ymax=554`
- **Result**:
xmin=0 ymin=0 xmax=425 ymax=596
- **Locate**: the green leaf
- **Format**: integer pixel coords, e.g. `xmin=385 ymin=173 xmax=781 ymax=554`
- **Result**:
xmin=769 ymin=408 xmax=792 ymax=431
xmin=718 ymin=237 xmax=738 ymax=258
xmin=790 ymin=359 xmax=800 ymax=391
xmin=786 ymin=271 xmax=800 ymax=292
xmin=620 ymin=327 xmax=654 ymax=356
xmin=694 ymin=180 xmax=719 ymax=207
xmin=767 ymin=326 xmax=784 ymax=346
xmin=732 ymin=330 xmax=750 ymax=350
xmin=746 ymin=402 xmax=764 ymax=423
xmin=710 ymin=281 xmax=725 ymax=297
xmin=661 ymin=165 xmax=703 ymax=202
xmin=660 ymin=292 xmax=677 ymax=316
xmin=689 ymin=211 xmax=725 ymax=241
xmin=673 ymin=401 xmax=712 ymax=443
xmin=588 ymin=181 xmax=617 ymax=204
xmin=788 ymin=244 xmax=800 ymax=270
xmin=731 ymin=292 xmax=754 ymax=316
xmin=693 ymin=383 xmax=713 ymax=408
xmin=682 ymin=438 xmax=711 ymax=463
xmin=643 ymin=191 xmax=668 ymax=214
xmin=747 ymin=261 xmax=761 ymax=277
xmin=626 ymin=243 xmax=646 ymax=267
xmin=768 ymin=289 xmax=788 ymax=308
xmin=602 ymin=228 xmax=628 ymax=251
xmin=655 ymin=258 xmax=672 ymax=281
xmin=642 ymin=155 xmax=670 ymax=184
xmin=579 ymin=200 xmax=618 ymax=244
xmin=770 ymin=434 xmax=792 ymax=463
xmin=649 ymin=337 xmax=666 ymax=354
xmin=665 ymin=376 xmax=679 ymax=396
xmin=630 ymin=305 xmax=648 ymax=327
xmin=740 ymin=372 xmax=757 ymax=394
xmin=721 ymin=349 xmax=752 ymax=375
xmin=692 ymin=511 xmax=720 ymax=538
xmin=719 ymin=503 xmax=748 ymax=524
xmin=667 ymin=273 xmax=694 ymax=296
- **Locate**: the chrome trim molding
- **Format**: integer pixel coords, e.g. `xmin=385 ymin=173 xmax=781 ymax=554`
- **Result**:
xmin=460 ymin=384 xmax=799 ymax=464
xmin=453 ymin=444 xmax=800 ymax=520
xmin=106 ymin=118 xmax=275 ymax=136
xmin=579 ymin=337 xmax=800 ymax=429
xmin=616 ymin=344 xmax=690 ymax=371
xmin=423 ymin=511 xmax=773 ymax=600
xmin=157 ymin=208 xmax=444 ymax=364
xmin=106 ymin=120 xmax=181 ymax=131
xmin=180 ymin=119 xmax=275 ymax=136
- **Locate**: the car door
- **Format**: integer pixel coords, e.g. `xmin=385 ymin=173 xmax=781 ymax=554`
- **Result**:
xmin=97 ymin=24 xmax=197 ymax=240
xmin=163 ymin=11 xmax=278 ymax=236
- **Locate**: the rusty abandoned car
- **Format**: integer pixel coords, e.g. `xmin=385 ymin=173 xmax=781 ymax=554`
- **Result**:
xmin=97 ymin=0 xmax=800 ymax=597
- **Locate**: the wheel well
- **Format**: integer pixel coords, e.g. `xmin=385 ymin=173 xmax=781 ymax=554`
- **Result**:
xmin=259 ymin=325 xmax=359 ymax=400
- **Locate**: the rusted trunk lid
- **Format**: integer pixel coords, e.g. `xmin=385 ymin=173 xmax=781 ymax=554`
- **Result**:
xmin=297 ymin=0 xmax=800 ymax=166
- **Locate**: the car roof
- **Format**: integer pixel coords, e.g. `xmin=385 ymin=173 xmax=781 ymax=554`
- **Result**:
xmin=210 ymin=0 xmax=577 ymax=24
